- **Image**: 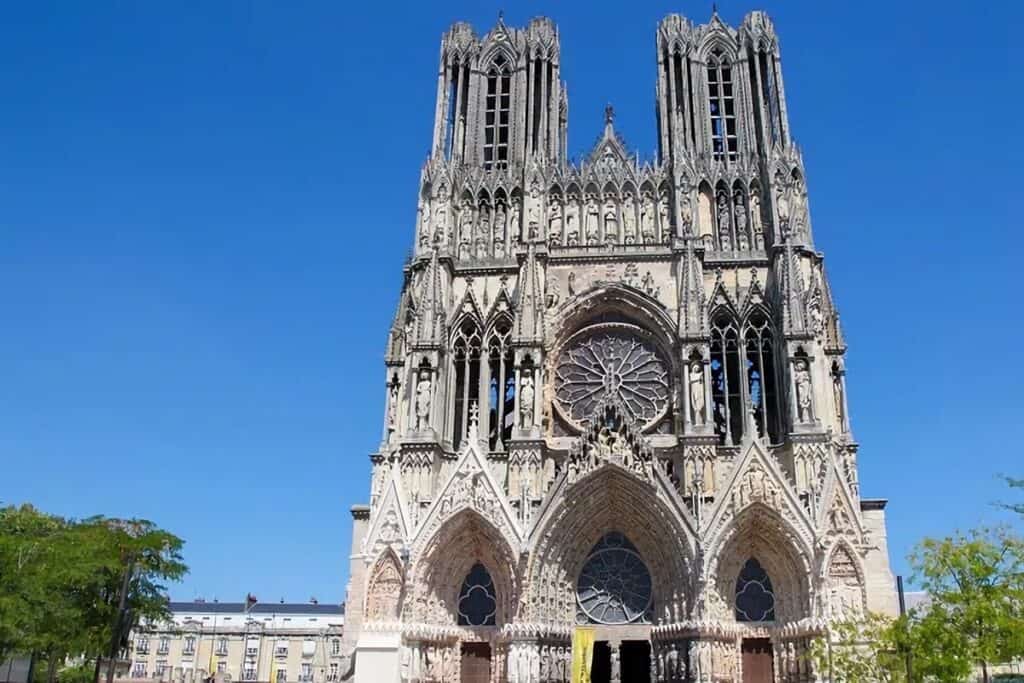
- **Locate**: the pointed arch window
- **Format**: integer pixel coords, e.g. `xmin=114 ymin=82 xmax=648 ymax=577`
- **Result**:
xmin=452 ymin=320 xmax=482 ymax=450
xmin=576 ymin=532 xmax=653 ymax=625
xmin=735 ymin=558 xmax=775 ymax=622
xmin=457 ymin=562 xmax=497 ymax=626
xmin=486 ymin=319 xmax=514 ymax=451
xmin=484 ymin=55 xmax=512 ymax=170
xmin=710 ymin=312 xmax=743 ymax=445
xmin=744 ymin=312 xmax=780 ymax=442
xmin=707 ymin=49 xmax=737 ymax=161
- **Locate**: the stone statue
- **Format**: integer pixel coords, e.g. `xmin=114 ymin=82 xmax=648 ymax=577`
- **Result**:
xmin=641 ymin=193 xmax=656 ymax=244
xmin=386 ymin=380 xmax=399 ymax=431
xmin=603 ymin=197 xmax=618 ymax=244
xmin=519 ymin=373 xmax=535 ymax=428
xmin=775 ymin=182 xmax=791 ymax=235
xmin=459 ymin=198 xmax=474 ymax=244
xmin=676 ymin=177 xmax=693 ymax=235
xmin=494 ymin=200 xmax=507 ymax=238
xmin=585 ymin=196 xmax=600 ymax=245
xmin=689 ymin=361 xmax=705 ymax=425
xmin=548 ymin=200 xmax=563 ymax=245
xmin=510 ymin=200 xmax=521 ymax=241
xmin=750 ymin=188 xmax=764 ymax=249
xmin=794 ymin=359 xmax=813 ymax=423
xmin=415 ymin=371 xmax=432 ymax=431
xmin=716 ymin=192 xmax=731 ymax=250
xmin=567 ymin=272 xmax=576 ymax=296
xmin=622 ymin=192 xmax=637 ymax=244
xmin=432 ymin=198 xmax=448 ymax=246
xmin=641 ymin=270 xmax=656 ymax=296
xmin=658 ymin=192 xmax=671 ymax=241
xmin=565 ymin=195 xmax=580 ymax=245
xmin=527 ymin=187 xmax=541 ymax=240
xmin=734 ymin=192 xmax=749 ymax=249
xmin=417 ymin=196 xmax=431 ymax=246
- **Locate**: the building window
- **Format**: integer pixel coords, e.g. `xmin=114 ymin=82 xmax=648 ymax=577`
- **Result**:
xmin=331 ymin=639 xmax=340 ymax=656
xmin=451 ymin=319 xmax=482 ymax=449
xmin=483 ymin=55 xmax=511 ymax=170
xmin=276 ymin=668 xmax=287 ymax=683
xmin=275 ymin=640 xmax=289 ymax=657
xmin=157 ymin=636 xmax=169 ymax=654
xmin=576 ymin=532 xmax=653 ymax=625
xmin=216 ymin=662 xmax=226 ymax=674
xmin=216 ymin=637 xmax=228 ymax=655
xmin=486 ymin=319 xmax=514 ymax=451
xmin=300 ymin=664 xmax=312 ymax=682
xmin=457 ymin=562 xmax=497 ymax=626
xmin=155 ymin=662 xmax=167 ymax=678
xmin=710 ymin=312 xmax=743 ymax=445
xmin=135 ymin=637 xmax=149 ymax=655
xmin=735 ymin=558 xmax=775 ymax=622
xmin=328 ymin=663 xmax=339 ymax=681
xmin=707 ymin=49 xmax=737 ymax=161
xmin=744 ymin=312 xmax=780 ymax=442
xmin=131 ymin=663 xmax=147 ymax=678
xmin=243 ymin=668 xmax=257 ymax=681
xmin=183 ymin=636 xmax=196 ymax=656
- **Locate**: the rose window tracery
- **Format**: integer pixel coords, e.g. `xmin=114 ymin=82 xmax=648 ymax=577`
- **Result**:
xmin=576 ymin=532 xmax=653 ymax=625
xmin=554 ymin=324 xmax=670 ymax=430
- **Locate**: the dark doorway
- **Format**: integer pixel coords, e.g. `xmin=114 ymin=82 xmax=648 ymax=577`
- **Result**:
xmin=591 ymin=641 xmax=612 ymax=683
xmin=741 ymin=638 xmax=774 ymax=683
xmin=460 ymin=642 xmax=491 ymax=683
xmin=620 ymin=640 xmax=651 ymax=683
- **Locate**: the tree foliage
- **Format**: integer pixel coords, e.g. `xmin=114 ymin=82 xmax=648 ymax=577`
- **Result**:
xmin=0 ymin=505 xmax=187 ymax=676
xmin=999 ymin=476 xmax=1024 ymax=518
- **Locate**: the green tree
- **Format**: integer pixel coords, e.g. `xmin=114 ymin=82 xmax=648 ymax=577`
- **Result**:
xmin=807 ymin=612 xmax=906 ymax=682
xmin=909 ymin=526 xmax=1024 ymax=683
xmin=0 ymin=506 xmax=187 ymax=682
xmin=999 ymin=476 xmax=1024 ymax=518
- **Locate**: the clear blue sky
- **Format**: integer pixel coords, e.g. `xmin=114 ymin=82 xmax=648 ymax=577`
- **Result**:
xmin=1 ymin=1 xmax=1020 ymax=603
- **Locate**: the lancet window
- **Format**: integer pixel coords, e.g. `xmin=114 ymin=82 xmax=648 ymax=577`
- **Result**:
xmin=457 ymin=562 xmax=497 ymax=626
xmin=483 ymin=55 xmax=511 ymax=170
xmin=711 ymin=310 xmax=781 ymax=444
xmin=707 ymin=49 xmax=737 ymax=161
xmin=744 ymin=312 xmax=781 ymax=442
xmin=487 ymin=320 xmax=515 ymax=451
xmin=452 ymin=319 xmax=482 ymax=450
xmin=735 ymin=558 xmax=775 ymax=622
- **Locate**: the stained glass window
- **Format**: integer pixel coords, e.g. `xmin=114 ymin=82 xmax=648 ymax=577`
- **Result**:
xmin=576 ymin=532 xmax=653 ymax=625
xmin=458 ymin=562 xmax=497 ymax=626
xmin=735 ymin=558 xmax=775 ymax=622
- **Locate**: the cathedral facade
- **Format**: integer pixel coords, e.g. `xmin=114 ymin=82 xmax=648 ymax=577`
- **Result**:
xmin=343 ymin=10 xmax=898 ymax=683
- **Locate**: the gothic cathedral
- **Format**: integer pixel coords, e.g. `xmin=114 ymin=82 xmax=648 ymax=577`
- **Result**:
xmin=343 ymin=11 xmax=898 ymax=683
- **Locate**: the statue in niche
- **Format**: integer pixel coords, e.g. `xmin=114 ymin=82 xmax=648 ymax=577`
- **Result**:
xmin=585 ymin=195 xmax=600 ymax=245
xmin=734 ymin=192 xmax=749 ymax=250
xmin=415 ymin=370 xmax=432 ymax=431
xmin=510 ymin=199 xmax=521 ymax=242
xmin=417 ymin=196 xmax=431 ymax=247
xmin=640 ymin=192 xmax=656 ymax=244
xmin=565 ymin=194 xmax=580 ymax=246
xmin=458 ymin=198 xmax=474 ymax=245
xmin=791 ymin=176 xmax=808 ymax=235
xmin=622 ymin=191 xmax=637 ymax=244
xmin=658 ymin=192 xmax=671 ymax=242
xmin=567 ymin=271 xmax=577 ymax=296
xmin=750 ymin=188 xmax=765 ymax=249
xmin=676 ymin=177 xmax=693 ymax=236
xmin=494 ymin=200 xmax=507 ymax=239
xmin=832 ymin=366 xmax=846 ymax=428
xmin=386 ymin=379 xmax=399 ymax=432
xmin=689 ymin=361 xmax=705 ymax=425
xmin=794 ymin=359 xmax=813 ymax=423
xmin=527 ymin=186 xmax=541 ymax=240
xmin=475 ymin=235 xmax=488 ymax=259
xmin=519 ymin=372 xmax=535 ymax=428
xmin=716 ymin=192 xmax=732 ymax=250
xmin=603 ymin=197 xmax=619 ymax=244
xmin=641 ymin=270 xmax=657 ymax=296
xmin=775 ymin=180 xmax=791 ymax=236
xmin=548 ymin=199 xmax=563 ymax=246
xmin=623 ymin=262 xmax=639 ymax=288
xmin=432 ymin=197 xmax=448 ymax=246
xmin=545 ymin=275 xmax=560 ymax=309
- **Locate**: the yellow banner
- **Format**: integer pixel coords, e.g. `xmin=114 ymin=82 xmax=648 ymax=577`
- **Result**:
xmin=571 ymin=627 xmax=595 ymax=683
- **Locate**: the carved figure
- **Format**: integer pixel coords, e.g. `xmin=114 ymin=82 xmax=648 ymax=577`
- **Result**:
xmin=527 ymin=187 xmax=541 ymax=240
xmin=750 ymin=188 xmax=765 ymax=249
xmin=519 ymin=373 xmax=535 ymax=429
xmin=548 ymin=200 xmax=563 ymax=245
xmin=567 ymin=272 xmax=577 ymax=296
xmin=510 ymin=200 xmax=521 ymax=241
xmin=459 ymin=199 xmax=474 ymax=244
xmin=603 ymin=197 xmax=618 ymax=243
xmin=794 ymin=359 xmax=813 ymax=422
xmin=658 ymin=192 xmax=671 ymax=241
xmin=622 ymin=192 xmax=637 ymax=243
xmin=585 ymin=196 xmax=600 ymax=245
xmin=734 ymin=192 xmax=749 ymax=249
xmin=386 ymin=380 xmax=399 ymax=431
xmin=689 ymin=361 xmax=705 ymax=425
xmin=565 ymin=195 xmax=580 ymax=245
xmin=716 ymin=192 xmax=731 ymax=250
xmin=415 ymin=371 xmax=432 ymax=431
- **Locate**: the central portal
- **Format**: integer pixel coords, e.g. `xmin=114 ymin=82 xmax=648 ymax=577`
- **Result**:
xmin=741 ymin=638 xmax=774 ymax=683
xmin=620 ymin=640 xmax=651 ymax=682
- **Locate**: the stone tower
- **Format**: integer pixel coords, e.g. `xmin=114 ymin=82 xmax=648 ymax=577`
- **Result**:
xmin=343 ymin=11 xmax=898 ymax=683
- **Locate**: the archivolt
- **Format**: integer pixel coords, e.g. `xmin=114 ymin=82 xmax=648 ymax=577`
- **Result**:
xmin=526 ymin=467 xmax=695 ymax=625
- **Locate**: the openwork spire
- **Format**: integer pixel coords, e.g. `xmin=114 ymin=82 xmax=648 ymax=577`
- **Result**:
xmin=413 ymin=248 xmax=446 ymax=348
xmin=513 ymin=243 xmax=545 ymax=344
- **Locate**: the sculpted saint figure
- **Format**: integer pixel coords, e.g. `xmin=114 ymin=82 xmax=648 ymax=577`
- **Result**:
xmin=527 ymin=187 xmax=541 ymax=240
xmin=585 ymin=196 xmax=600 ymax=245
xmin=415 ymin=371 xmax=432 ymax=431
xmin=519 ymin=373 xmax=535 ymax=428
xmin=565 ymin=195 xmax=580 ymax=246
xmin=510 ymin=200 xmax=521 ymax=241
xmin=734 ymin=193 xmax=749 ymax=249
xmin=717 ymin=192 xmax=732 ymax=250
xmin=548 ymin=200 xmax=563 ymax=245
xmin=794 ymin=359 xmax=813 ymax=422
xmin=603 ymin=197 xmax=619 ymax=244
xmin=658 ymin=192 xmax=671 ymax=241
xmin=459 ymin=199 xmax=474 ymax=243
xmin=689 ymin=361 xmax=705 ymax=425
xmin=641 ymin=192 xmax=656 ymax=244
xmin=622 ymin=192 xmax=637 ymax=243
xmin=750 ymin=189 xmax=765 ymax=249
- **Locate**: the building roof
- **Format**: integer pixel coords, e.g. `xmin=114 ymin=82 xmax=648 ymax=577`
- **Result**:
xmin=168 ymin=601 xmax=344 ymax=616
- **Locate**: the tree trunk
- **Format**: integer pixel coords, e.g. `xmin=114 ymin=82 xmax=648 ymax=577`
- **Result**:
xmin=982 ymin=660 xmax=989 ymax=683
xmin=92 ymin=656 xmax=102 ymax=683
xmin=46 ymin=654 xmax=57 ymax=683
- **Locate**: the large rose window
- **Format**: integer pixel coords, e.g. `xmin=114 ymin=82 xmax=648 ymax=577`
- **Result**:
xmin=554 ymin=324 xmax=670 ymax=430
xmin=576 ymin=533 xmax=653 ymax=625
